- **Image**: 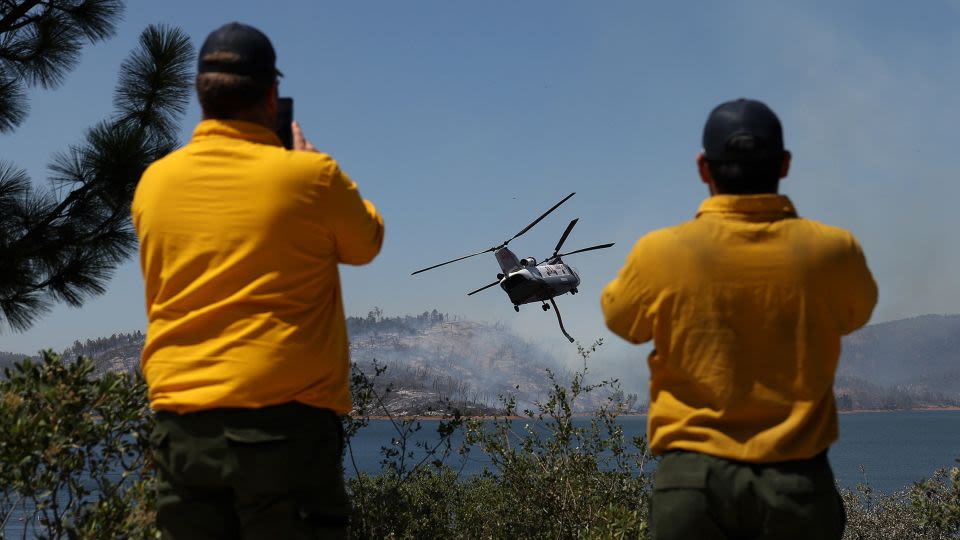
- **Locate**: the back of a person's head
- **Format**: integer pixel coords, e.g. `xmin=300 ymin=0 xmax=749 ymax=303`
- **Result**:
xmin=702 ymin=98 xmax=785 ymax=194
xmin=195 ymin=22 xmax=279 ymax=120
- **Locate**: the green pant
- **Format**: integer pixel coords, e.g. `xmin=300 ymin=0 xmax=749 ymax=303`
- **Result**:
xmin=650 ymin=450 xmax=845 ymax=540
xmin=151 ymin=402 xmax=350 ymax=540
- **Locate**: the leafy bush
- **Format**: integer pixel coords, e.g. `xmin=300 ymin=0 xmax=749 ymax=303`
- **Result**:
xmin=840 ymin=465 xmax=960 ymax=540
xmin=911 ymin=465 xmax=960 ymax=537
xmin=0 ymin=351 xmax=155 ymax=539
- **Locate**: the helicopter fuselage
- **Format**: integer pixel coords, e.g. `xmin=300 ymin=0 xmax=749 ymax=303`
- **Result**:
xmin=495 ymin=247 xmax=580 ymax=306
xmin=501 ymin=263 xmax=580 ymax=305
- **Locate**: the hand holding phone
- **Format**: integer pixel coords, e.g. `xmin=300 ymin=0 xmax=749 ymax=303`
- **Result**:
xmin=291 ymin=121 xmax=316 ymax=152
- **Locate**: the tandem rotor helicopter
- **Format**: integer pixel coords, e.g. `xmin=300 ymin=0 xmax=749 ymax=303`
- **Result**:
xmin=411 ymin=193 xmax=614 ymax=343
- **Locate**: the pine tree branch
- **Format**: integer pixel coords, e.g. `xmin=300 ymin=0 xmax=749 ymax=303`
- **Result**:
xmin=13 ymin=176 xmax=92 ymax=248
xmin=11 ymin=206 xmax=128 ymax=298
xmin=0 ymin=12 xmax=41 ymax=33
xmin=11 ymin=23 xmax=192 ymax=252
xmin=0 ymin=0 xmax=42 ymax=34
xmin=0 ymin=23 xmax=194 ymax=333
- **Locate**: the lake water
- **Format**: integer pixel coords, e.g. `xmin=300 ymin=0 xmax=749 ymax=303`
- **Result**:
xmin=347 ymin=410 xmax=960 ymax=494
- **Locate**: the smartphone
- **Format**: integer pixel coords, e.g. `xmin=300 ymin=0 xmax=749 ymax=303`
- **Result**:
xmin=276 ymin=97 xmax=294 ymax=149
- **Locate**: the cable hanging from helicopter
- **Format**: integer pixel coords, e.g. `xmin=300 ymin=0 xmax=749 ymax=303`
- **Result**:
xmin=411 ymin=192 xmax=615 ymax=343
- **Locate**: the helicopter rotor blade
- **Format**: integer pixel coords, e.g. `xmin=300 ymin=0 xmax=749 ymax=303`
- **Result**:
xmin=554 ymin=242 xmax=616 ymax=259
xmin=505 ymin=192 xmax=575 ymax=245
xmin=552 ymin=218 xmax=579 ymax=257
xmin=467 ymin=280 xmax=501 ymax=296
xmin=413 ymin=192 xmax=575 ymax=276
xmin=411 ymin=247 xmax=496 ymax=275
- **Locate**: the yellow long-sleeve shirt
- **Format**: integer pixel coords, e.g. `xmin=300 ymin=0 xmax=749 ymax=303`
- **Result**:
xmin=132 ymin=119 xmax=384 ymax=414
xmin=602 ymin=195 xmax=876 ymax=462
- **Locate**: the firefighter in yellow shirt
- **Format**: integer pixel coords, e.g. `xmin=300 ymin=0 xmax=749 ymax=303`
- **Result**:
xmin=132 ymin=23 xmax=383 ymax=539
xmin=602 ymin=99 xmax=876 ymax=540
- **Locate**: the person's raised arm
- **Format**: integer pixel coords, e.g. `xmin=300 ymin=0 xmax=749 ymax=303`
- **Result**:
xmin=327 ymin=168 xmax=384 ymax=265
xmin=293 ymin=121 xmax=384 ymax=265
xmin=838 ymin=234 xmax=877 ymax=335
xmin=601 ymin=238 xmax=657 ymax=344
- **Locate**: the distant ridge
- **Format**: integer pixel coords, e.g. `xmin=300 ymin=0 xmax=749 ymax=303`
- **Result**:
xmin=3 ymin=312 xmax=958 ymax=412
xmin=0 ymin=310 xmax=630 ymax=415
xmin=841 ymin=314 xmax=960 ymax=388
xmin=837 ymin=314 xmax=960 ymax=410
xmin=0 ymin=351 xmax=29 ymax=371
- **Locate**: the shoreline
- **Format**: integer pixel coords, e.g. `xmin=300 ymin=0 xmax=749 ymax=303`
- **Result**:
xmin=839 ymin=405 xmax=960 ymax=414
xmin=361 ymin=406 xmax=960 ymax=421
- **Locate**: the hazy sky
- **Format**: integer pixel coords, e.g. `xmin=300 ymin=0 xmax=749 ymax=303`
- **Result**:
xmin=3 ymin=1 xmax=959 ymax=377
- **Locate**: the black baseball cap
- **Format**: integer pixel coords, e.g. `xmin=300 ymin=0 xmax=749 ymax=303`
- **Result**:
xmin=197 ymin=22 xmax=282 ymax=80
xmin=702 ymin=98 xmax=784 ymax=162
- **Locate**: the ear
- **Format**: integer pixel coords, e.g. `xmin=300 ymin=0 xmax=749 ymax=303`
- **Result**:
xmin=264 ymin=80 xmax=279 ymax=116
xmin=779 ymin=150 xmax=792 ymax=179
xmin=696 ymin=152 xmax=717 ymax=194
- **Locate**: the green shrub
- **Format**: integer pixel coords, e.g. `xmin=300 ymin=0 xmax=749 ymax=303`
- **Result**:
xmin=840 ymin=465 xmax=960 ymax=540
xmin=0 ymin=351 xmax=155 ymax=539
xmin=911 ymin=465 xmax=960 ymax=537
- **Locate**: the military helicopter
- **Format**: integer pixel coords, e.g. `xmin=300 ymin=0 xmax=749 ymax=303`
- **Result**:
xmin=411 ymin=192 xmax=614 ymax=342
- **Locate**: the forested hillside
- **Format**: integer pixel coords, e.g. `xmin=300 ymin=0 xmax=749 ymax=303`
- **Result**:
xmin=2 ymin=312 xmax=958 ymax=412
xmin=837 ymin=314 xmax=960 ymax=410
xmin=0 ymin=309 xmax=628 ymax=415
xmin=0 ymin=352 xmax=27 ymax=372
xmin=346 ymin=309 xmax=634 ymax=415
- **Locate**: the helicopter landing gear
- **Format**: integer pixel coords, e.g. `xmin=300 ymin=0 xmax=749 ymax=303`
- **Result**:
xmin=570 ymin=288 xmax=578 ymax=295
xmin=542 ymin=303 xmax=550 ymax=311
xmin=514 ymin=305 xmax=520 ymax=312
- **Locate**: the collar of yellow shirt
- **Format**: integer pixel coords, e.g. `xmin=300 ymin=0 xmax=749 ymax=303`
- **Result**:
xmin=696 ymin=194 xmax=797 ymax=221
xmin=191 ymin=119 xmax=283 ymax=147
